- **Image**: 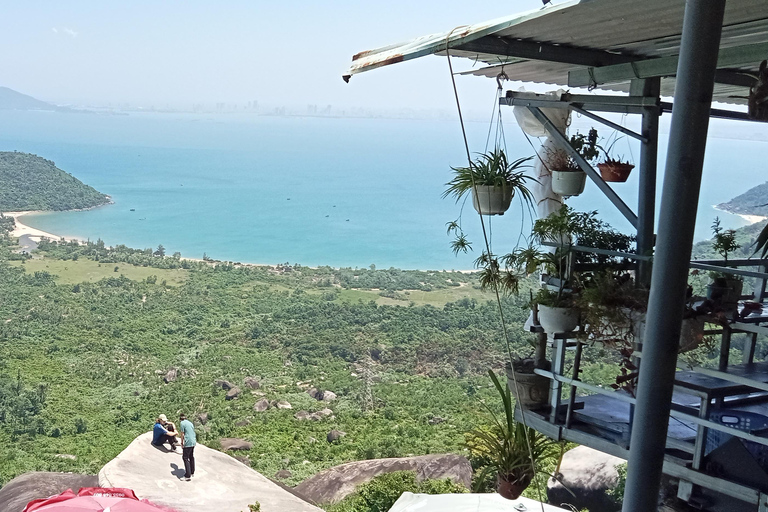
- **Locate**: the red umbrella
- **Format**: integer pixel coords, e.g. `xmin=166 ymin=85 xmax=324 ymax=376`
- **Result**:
xmin=23 ymin=487 xmax=178 ymax=512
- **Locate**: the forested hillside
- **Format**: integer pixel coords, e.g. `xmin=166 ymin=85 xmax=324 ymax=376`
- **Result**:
xmin=0 ymin=152 xmax=109 ymax=211
xmin=717 ymin=181 xmax=768 ymax=217
xmin=0 ymin=221 xmax=553 ymax=490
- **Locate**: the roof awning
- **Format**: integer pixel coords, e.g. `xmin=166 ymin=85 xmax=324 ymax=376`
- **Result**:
xmin=344 ymin=0 xmax=768 ymax=105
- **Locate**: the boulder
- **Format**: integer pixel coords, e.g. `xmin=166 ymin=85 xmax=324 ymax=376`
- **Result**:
xmin=235 ymin=419 xmax=251 ymax=427
xmin=244 ymin=377 xmax=261 ymax=389
xmin=220 ymin=438 xmax=253 ymax=451
xmin=198 ymin=412 xmax=209 ymax=425
xmin=214 ymin=379 xmax=234 ymax=390
xmin=321 ymin=391 xmax=337 ymax=402
xmin=254 ymin=398 xmax=270 ymax=412
xmin=547 ymin=446 xmax=625 ymax=512
xmin=326 ymin=430 xmax=346 ymax=443
xmin=225 ymin=386 xmax=242 ymax=400
xmin=99 ymin=432 xmax=320 ymax=512
xmin=164 ymin=369 xmax=177 ymax=383
xmin=307 ymin=388 xmax=322 ymax=400
xmin=294 ymin=453 xmax=472 ymax=504
xmin=275 ymin=470 xmax=293 ymax=480
xmin=276 ymin=400 xmax=292 ymax=409
xmin=54 ymin=454 xmax=77 ymax=460
xmin=295 ymin=411 xmax=312 ymax=421
xmin=314 ymin=408 xmax=334 ymax=419
xmin=428 ymin=416 xmax=445 ymax=425
xmin=0 ymin=472 xmax=98 ymax=512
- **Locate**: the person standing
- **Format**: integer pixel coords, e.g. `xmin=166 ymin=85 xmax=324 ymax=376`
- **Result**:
xmin=178 ymin=413 xmax=197 ymax=481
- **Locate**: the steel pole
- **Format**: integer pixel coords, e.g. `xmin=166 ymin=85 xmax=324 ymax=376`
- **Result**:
xmin=621 ymin=2 xmax=726 ymax=511
xmin=632 ymin=78 xmax=661 ymax=287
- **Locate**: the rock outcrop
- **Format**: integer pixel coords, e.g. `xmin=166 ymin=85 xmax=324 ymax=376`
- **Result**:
xmin=99 ymin=432 xmax=320 ymax=512
xmin=547 ymin=446 xmax=624 ymax=512
xmin=293 ymin=453 xmax=472 ymax=504
xmin=220 ymin=438 xmax=253 ymax=451
xmin=326 ymin=430 xmax=346 ymax=443
xmin=244 ymin=377 xmax=261 ymax=389
xmin=0 ymin=472 xmax=98 ymax=512
xmin=225 ymin=387 xmax=242 ymax=400
xmin=254 ymin=398 xmax=270 ymax=412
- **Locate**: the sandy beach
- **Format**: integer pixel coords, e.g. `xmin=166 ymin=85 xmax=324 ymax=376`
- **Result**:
xmin=736 ymin=213 xmax=768 ymax=224
xmin=1 ymin=211 xmax=70 ymax=242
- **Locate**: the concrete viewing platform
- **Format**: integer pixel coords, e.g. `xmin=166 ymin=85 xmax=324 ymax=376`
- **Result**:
xmin=99 ymin=432 xmax=321 ymax=512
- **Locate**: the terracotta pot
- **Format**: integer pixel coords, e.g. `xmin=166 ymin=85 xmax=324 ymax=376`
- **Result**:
xmin=497 ymin=473 xmax=531 ymax=500
xmin=551 ymin=169 xmax=586 ymax=196
xmin=597 ymin=162 xmax=634 ymax=182
xmin=471 ymin=185 xmax=512 ymax=215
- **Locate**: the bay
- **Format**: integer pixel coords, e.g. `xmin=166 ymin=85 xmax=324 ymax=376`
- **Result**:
xmin=0 ymin=110 xmax=763 ymax=270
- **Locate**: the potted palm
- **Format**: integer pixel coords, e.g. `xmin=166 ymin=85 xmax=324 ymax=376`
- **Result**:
xmin=465 ymin=370 xmax=558 ymax=500
xmin=707 ymin=218 xmax=743 ymax=310
xmin=550 ymin=128 xmax=600 ymax=197
xmin=443 ymin=148 xmax=534 ymax=216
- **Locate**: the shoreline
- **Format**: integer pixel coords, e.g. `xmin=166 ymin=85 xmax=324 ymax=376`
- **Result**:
xmin=2 ymin=211 xmax=80 ymax=242
xmin=712 ymin=205 xmax=768 ymax=225
xmin=1 ymin=210 xmax=476 ymax=273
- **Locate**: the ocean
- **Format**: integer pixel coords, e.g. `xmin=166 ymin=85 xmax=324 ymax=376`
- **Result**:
xmin=0 ymin=109 xmax=764 ymax=270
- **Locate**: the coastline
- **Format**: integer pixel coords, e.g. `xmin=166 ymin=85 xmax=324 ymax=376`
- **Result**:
xmin=712 ymin=205 xmax=768 ymax=225
xmin=2 ymin=211 xmax=74 ymax=242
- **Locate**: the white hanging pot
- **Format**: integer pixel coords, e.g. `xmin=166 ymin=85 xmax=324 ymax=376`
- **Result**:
xmin=471 ymin=185 xmax=513 ymax=215
xmin=551 ymin=170 xmax=587 ymax=196
xmin=538 ymin=304 xmax=580 ymax=333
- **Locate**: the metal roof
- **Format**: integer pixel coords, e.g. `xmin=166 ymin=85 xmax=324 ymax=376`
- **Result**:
xmin=344 ymin=0 xmax=768 ymax=104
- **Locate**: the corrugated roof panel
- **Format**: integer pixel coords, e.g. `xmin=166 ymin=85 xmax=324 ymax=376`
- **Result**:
xmin=345 ymin=0 xmax=768 ymax=105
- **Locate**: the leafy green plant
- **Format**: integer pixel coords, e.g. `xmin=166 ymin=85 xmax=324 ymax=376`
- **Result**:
xmin=710 ymin=217 xmax=743 ymax=282
xmin=464 ymin=370 xmax=558 ymax=498
xmin=443 ymin=149 xmax=534 ymax=203
xmin=326 ymin=471 xmax=467 ymax=512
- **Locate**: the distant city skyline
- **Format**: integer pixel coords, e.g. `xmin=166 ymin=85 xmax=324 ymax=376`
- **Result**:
xmin=1 ymin=1 xmax=551 ymax=114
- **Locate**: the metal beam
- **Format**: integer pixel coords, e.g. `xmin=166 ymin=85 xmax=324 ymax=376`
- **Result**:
xmin=527 ymin=106 xmax=639 ymax=228
xmin=501 ymin=91 xmax=659 ymax=115
xmin=569 ymin=41 xmax=767 ymax=88
xmin=635 ymin=78 xmax=661 ymax=287
xmin=570 ymin=106 xmax=647 ymax=142
xmin=622 ymin=2 xmax=727 ymax=512
xmin=456 ymin=36 xmax=635 ymax=67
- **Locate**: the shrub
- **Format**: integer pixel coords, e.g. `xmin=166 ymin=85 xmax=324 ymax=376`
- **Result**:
xmin=327 ymin=471 xmax=467 ymax=512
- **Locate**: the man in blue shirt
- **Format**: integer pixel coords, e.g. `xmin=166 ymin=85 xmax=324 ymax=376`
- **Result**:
xmin=178 ymin=413 xmax=197 ymax=481
xmin=151 ymin=414 xmax=179 ymax=450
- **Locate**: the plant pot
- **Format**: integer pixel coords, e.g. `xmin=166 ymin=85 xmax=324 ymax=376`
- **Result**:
xmin=706 ymin=278 xmax=743 ymax=310
xmin=537 ymin=304 xmax=579 ymax=333
xmin=505 ymin=368 xmax=549 ymax=410
xmin=551 ymin=169 xmax=587 ymax=196
xmin=471 ymin=185 xmax=512 ymax=215
xmin=597 ymin=162 xmax=634 ymax=182
xmin=497 ymin=473 xmax=531 ymax=500
xmin=632 ymin=314 xmax=705 ymax=353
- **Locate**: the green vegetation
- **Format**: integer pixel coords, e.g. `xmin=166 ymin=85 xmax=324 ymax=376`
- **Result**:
xmin=717 ymin=181 xmax=768 ymax=218
xmin=0 ymin=152 xmax=109 ymax=211
xmin=327 ymin=471 xmax=466 ymax=512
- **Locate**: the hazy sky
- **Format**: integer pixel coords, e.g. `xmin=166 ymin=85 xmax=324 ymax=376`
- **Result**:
xmin=1 ymin=1 xmax=550 ymax=111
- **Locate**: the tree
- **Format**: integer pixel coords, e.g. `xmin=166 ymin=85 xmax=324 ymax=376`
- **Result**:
xmin=155 ymin=244 xmax=166 ymax=257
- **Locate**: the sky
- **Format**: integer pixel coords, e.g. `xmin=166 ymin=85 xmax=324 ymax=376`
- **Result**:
xmin=0 ymin=1 xmax=551 ymax=112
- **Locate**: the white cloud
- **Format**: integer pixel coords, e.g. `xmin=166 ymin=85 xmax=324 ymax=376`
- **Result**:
xmin=52 ymin=27 xmax=78 ymax=38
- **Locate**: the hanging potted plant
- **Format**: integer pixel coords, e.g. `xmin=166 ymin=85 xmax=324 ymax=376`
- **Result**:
xmin=706 ymin=217 xmax=744 ymax=310
xmin=443 ymin=148 xmax=534 ymax=216
xmin=549 ymin=128 xmax=600 ymax=197
xmin=465 ymin=370 xmax=559 ymax=500
xmin=596 ymin=136 xmax=634 ymax=183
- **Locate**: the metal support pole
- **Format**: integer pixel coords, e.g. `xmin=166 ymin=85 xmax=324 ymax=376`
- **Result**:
xmin=632 ymin=78 xmax=661 ymax=287
xmin=622 ymin=2 xmax=726 ymax=512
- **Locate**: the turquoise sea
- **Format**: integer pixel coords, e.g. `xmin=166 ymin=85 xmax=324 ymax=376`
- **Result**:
xmin=0 ymin=110 xmax=764 ymax=270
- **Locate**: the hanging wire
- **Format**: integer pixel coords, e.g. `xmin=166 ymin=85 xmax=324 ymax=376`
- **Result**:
xmin=444 ymin=28 xmax=547 ymax=511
